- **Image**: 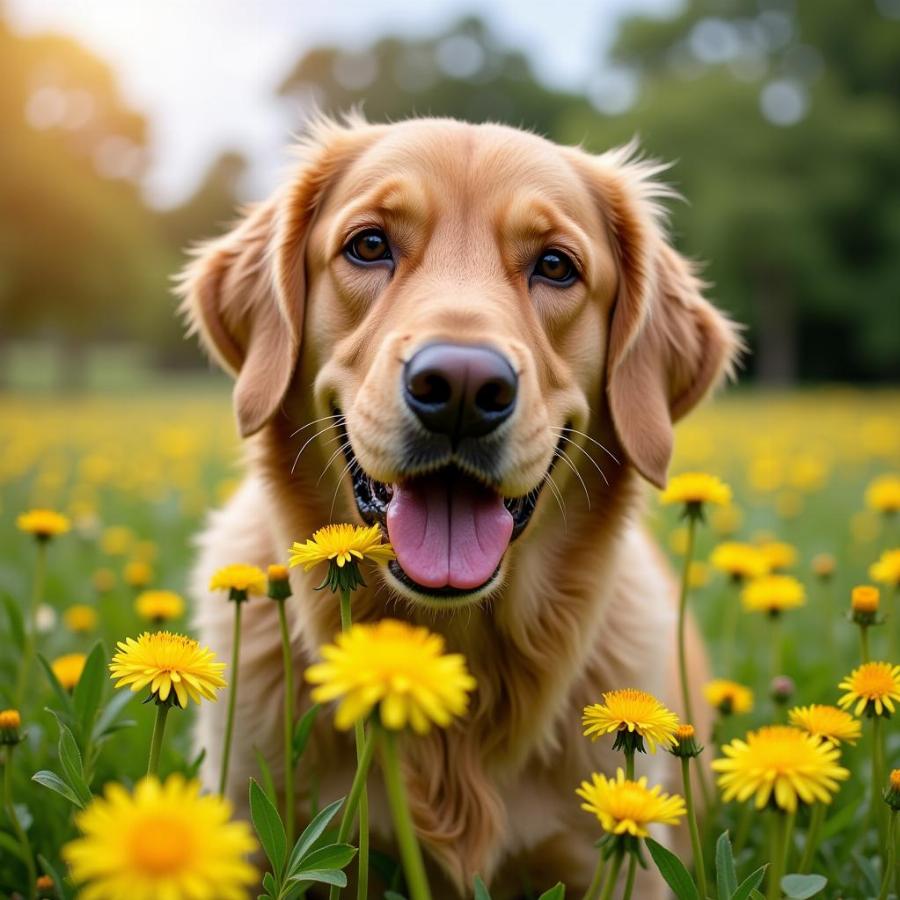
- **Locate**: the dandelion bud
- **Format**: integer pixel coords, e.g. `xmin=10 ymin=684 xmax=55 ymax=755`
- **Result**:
xmin=811 ymin=553 xmax=836 ymax=581
xmin=884 ymin=769 xmax=900 ymax=811
xmin=36 ymin=875 xmax=55 ymax=895
xmin=267 ymin=564 xmax=292 ymax=601
xmin=670 ymin=723 xmax=703 ymax=759
xmin=850 ymin=585 xmax=880 ymax=626
xmin=0 ymin=709 xmax=22 ymax=746
xmin=770 ymin=675 xmax=795 ymax=707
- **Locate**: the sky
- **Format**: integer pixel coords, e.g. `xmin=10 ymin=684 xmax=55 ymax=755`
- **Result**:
xmin=6 ymin=0 xmax=676 ymax=207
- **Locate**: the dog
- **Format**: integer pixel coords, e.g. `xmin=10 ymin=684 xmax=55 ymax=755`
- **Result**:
xmin=179 ymin=114 xmax=738 ymax=898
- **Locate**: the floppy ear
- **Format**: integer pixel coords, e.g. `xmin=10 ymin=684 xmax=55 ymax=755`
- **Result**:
xmin=176 ymin=114 xmax=375 ymax=437
xmin=579 ymin=145 xmax=741 ymax=488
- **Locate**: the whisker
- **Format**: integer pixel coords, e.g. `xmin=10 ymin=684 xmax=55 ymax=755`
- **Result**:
xmin=551 ymin=425 xmax=620 ymax=466
xmin=289 ymin=412 xmax=344 ymax=440
xmin=329 ymin=457 xmax=359 ymax=520
xmin=290 ymin=419 xmax=344 ymax=475
xmin=544 ymin=470 xmax=568 ymax=531
xmin=316 ymin=440 xmax=352 ymax=487
xmin=554 ymin=432 xmax=610 ymax=488
xmin=553 ymin=447 xmax=591 ymax=510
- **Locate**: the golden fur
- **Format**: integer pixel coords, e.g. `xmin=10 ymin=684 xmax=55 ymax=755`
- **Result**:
xmin=179 ymin=115 xmax=739 ymax=898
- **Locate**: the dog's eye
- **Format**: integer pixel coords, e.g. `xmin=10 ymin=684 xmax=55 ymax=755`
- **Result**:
xmin=533 ymin=250 xmax=576 ymax=285
xmin=345 ymin=229 xmax=392 ymax=264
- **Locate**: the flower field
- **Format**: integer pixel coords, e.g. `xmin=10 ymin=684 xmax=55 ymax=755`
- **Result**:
xmin=1 ymin=386 xmax=899 ymax=900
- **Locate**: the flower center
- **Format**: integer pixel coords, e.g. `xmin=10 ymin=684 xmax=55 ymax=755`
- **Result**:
xmin=857 ymin=670 xmax=895 ymax=696
xmin=128 ymin=815 xmax=195 ymax=875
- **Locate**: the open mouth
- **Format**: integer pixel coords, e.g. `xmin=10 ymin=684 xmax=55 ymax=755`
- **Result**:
xmin=336 ymin=416 xmax=569 ymax=599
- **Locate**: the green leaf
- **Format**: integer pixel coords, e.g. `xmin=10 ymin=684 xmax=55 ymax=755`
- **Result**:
xmin=286 ymin=797 xmax=344 ymax=875
xmin=39 ymin=653 xmax=75 ymax=716
xmin=262 ymin=870 xmax=278 ymax=897
xmin=538 ymin=884 xmax=565 ymax=900
xmin=286 ymin=869 xmax=348 ymax=888
xmin=38 ymin=853 xmax=71 ymax=900
xmin=716 ymin=831 xmax=738 ymax=900
xmin=185 ymin=747 xmax=206 ymax=780
xmin=93 ymin=689 xmax=134 ymax=740
xmin=731 ymin=865 xmax=767 ymax=900
xmin=253 ymin=745 xmax=277 ymax=805
xmin=57 ymin=723 xmax=92 ymax=806
xmin=0 ymin=831 xmax=28 ymax=862
xmin=32 ymin=770 xmax=84 ymax=808
xmin=293 ymin=843 xmax=356 ymax=874
xmin=473 ymin=874 xmax=492 ymax=900
xmin=646 ymin=838 xmax=700 ymax=900
xmin=780 ymin=874 xmax=827 ymax=899
xmin=384 ymin=893 xmax=407 ymax=900
xmin=249 ymin=778 xmax=287 ymax=880
xmin=292 ymin=704 xmax=320 ymax=765
xmin=851 ymin=851 xmax=879 ymax=893
xmin=1 ymin=591 xmax=25 ymax=650
xmin=73 ymin=641 xmax=107 ymax=741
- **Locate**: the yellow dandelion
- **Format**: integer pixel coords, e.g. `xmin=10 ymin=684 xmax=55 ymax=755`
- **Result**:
xmin=788 ymin=704 xmax=862 ymax=746
xmin=870 ymin=548 xmax=900 ymax=587
xmin=713 ymin=725 xmax=849 ymax=813
xmin=660 ymin=472 xmax=732 ymax=508
xmin=704 ymin=680 xmax=754 ymax=716
xmin=688 ymin=560 xmax=710 ymax=589
xmin=576 ymin=768 xmax=686 ymax=837
xmin=17 ymin=508 xmax=71 ymax=540
xmin=208 ymin=563 xmax=266 ymax=597
xmin=851 ymin=585 xmax=880 ymax=614
xmin=289 ymin=523 xmax=395 ymax=570
xmin=52 ymin=653 xmax=87 ymax=691
xmin=64 ymin=604 xmax=98 ymax=633
xmin=811 ymin=553 xmax=836 ymax=579
xmin=62 ymin=774 xmax=257 ymax=900
xmin=305 ymin=618 xmax=476 ymax=734
xmin=710 ymin=542 xmax=770 ymax=581
xmin=110 ymin=632 xmax=226 ymax=709
xmin=886 ymin=769 xmax=900 ymax=810
xmin=135 ymin=590 xmax=185 ymax=624
xmin=582 ymin=689 xmax=680 ymax=753
xmin=757 ymin=541 xmax=797 ymax=572
xmin=35 ymin=874 xmax=54 ymax=894
xmin=741 ymin=575 xmax=806 ymax=616
xmin=0 ymin=709 xmax=21 ymax=729
xmin=101 ymin=526 xmax=134 ymax=556
xmin=123 ymin=560 xmax=154 ymax=589
xmin=866 ymin=474 xmax=900 ymax=514
xmin=837 ymin=661 xmax=900 ymax=718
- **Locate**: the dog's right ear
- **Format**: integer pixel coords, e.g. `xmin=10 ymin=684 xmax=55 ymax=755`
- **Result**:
xmin=176 ymin=115 xmax=376 ymax=437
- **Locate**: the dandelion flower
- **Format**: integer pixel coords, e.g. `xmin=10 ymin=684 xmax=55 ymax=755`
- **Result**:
xmin=870 ymin=549 xmax=900 ymax=587
xmin=110 ymin=632 xmax=226 ymax=709
xmin=757 ymin=541 xmax=797 ymax=572
xmin=660 ymin=473 xmax=732 ymax=511
xmin=837 ymin=661 xmax=900 ymax=717
xmin=741 ymin=575 xmax=806 ymax=616
xmin=865 ymin=474 xmax=900 ymax=514
xmin=788 ymin=704 xmax=862 ymax=746
xmin=713 ymin=725 xmax=849 ymax=813
xmin=885 ymin=769 xmax=900 ymax=810
xmin=582 ymin=689 xmax=680 ymax=753
xmin=135 ymin=590 xmax=185 ymax=624
xmin=710 ymin=542 xmax=770 ymax=581
xmin=851 ymin=585 xmax=880 ymax=615
xmin=0 ymin=709 xmax=21 ymax=745
xmin=101 ymin=526 xmax=134 ymax=556
xmin=16 ymin=509 xmax=71 ymax=540
xmin=306 ymin=618 xmax=475 ymax=733
xmin=704 ymin=680 xmax=754 ymax=716
xmin=811 ymin=553 xmax=836 ymax=580
xmin=576 ymin=769 xmax=686 ymax=837
xmin=64 ymin=604 xmax=98 ymax=633
xmin=208 ymin=563 xmax=266 ymax=599
xmin=289 ymin=523 xmax=395 ymax=570
xmin=62 ymin=774 xmax=257 ymax=900
xmin=52 ymin=653 xmax=86 ymax=691
xmin=124 ymin=560 xmax=154 ymax=589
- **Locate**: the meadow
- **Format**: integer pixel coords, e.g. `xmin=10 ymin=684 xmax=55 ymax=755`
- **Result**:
xmin=1 ymin=386 xmax=898 ymax=900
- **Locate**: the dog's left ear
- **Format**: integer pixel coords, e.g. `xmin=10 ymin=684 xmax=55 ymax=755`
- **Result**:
xmin=572 ymin=145 xmax=741 ymax=488
xmin=176 ymin=115 xmax=376 ymax=437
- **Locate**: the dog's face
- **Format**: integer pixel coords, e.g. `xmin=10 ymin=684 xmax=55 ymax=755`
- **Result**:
xmin=180 ymin=117 xmax=737 ymax=607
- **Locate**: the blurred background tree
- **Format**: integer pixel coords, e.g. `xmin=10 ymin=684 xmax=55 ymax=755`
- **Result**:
xmin=1 ymin=1 xmax=898 ymax=386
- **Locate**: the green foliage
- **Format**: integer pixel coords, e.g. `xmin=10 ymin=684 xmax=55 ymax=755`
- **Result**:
xmin=780 ymin=873 xmax=828 ymax=898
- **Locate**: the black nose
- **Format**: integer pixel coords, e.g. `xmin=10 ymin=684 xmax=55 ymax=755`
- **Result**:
xmin=403 ymin=343 xmax=518 ymax=440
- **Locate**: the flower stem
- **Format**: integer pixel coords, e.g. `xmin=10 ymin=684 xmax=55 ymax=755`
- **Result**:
xmin=798 ymin=802 xmax=826 ymax=873
xmin=276 ymin=599 xmax=295 ymax=844
xmin=859 ymin=625 xmax=871 ymax=664
xmin=677 ymin=516 xmax=698 ymax=731
xmin=581 ymin=852 xmax=606 ymax=900
xmin=681 ymin=756 xmax=708 ymax=899
xmin=380 ymin=729 xmax=431 ymax=900
xmin=15 ymin=540 xmax=47 ymax=707
xmin=596 ymin=849 xmax=624 ymax=900
xmin=621 ymin=852 xmax=637 ymax=900
xmin=624 ymin=750 xmax=635 ymax=781
xmin=770 ymin=614 xmax=783 ymax=681
xmin=767 ymin=811 xmax=788 ymax=900
xmin=871 ymin=716 xmax=886 ymax=844
xmin=218 ymin=600 xmax=243 ymax=794
xmin=4 ymin=746 xmax=37 ymax=900
xmin=147 ymin=702 xmax=170 ymax=777
xmin=722 ymin=578 xmax=741 ymax=672
xmin=876 ymin=809 xmax=897 ymax=900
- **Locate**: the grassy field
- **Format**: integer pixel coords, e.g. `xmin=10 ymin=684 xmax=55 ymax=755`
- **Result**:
xmin=0 ymin=386 xmax=898 ymax=899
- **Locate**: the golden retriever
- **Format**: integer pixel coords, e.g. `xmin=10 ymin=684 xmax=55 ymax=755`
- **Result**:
xmin=179 ymin=115 xmax=738 ymax=898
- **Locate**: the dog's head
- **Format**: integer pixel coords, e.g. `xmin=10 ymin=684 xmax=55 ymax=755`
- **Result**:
xmin=179 ymin=116 xmax=738 ymax=606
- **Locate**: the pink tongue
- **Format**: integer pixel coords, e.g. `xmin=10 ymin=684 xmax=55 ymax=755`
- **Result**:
xmin=386 ymin=474 xmax=514 ymax=590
